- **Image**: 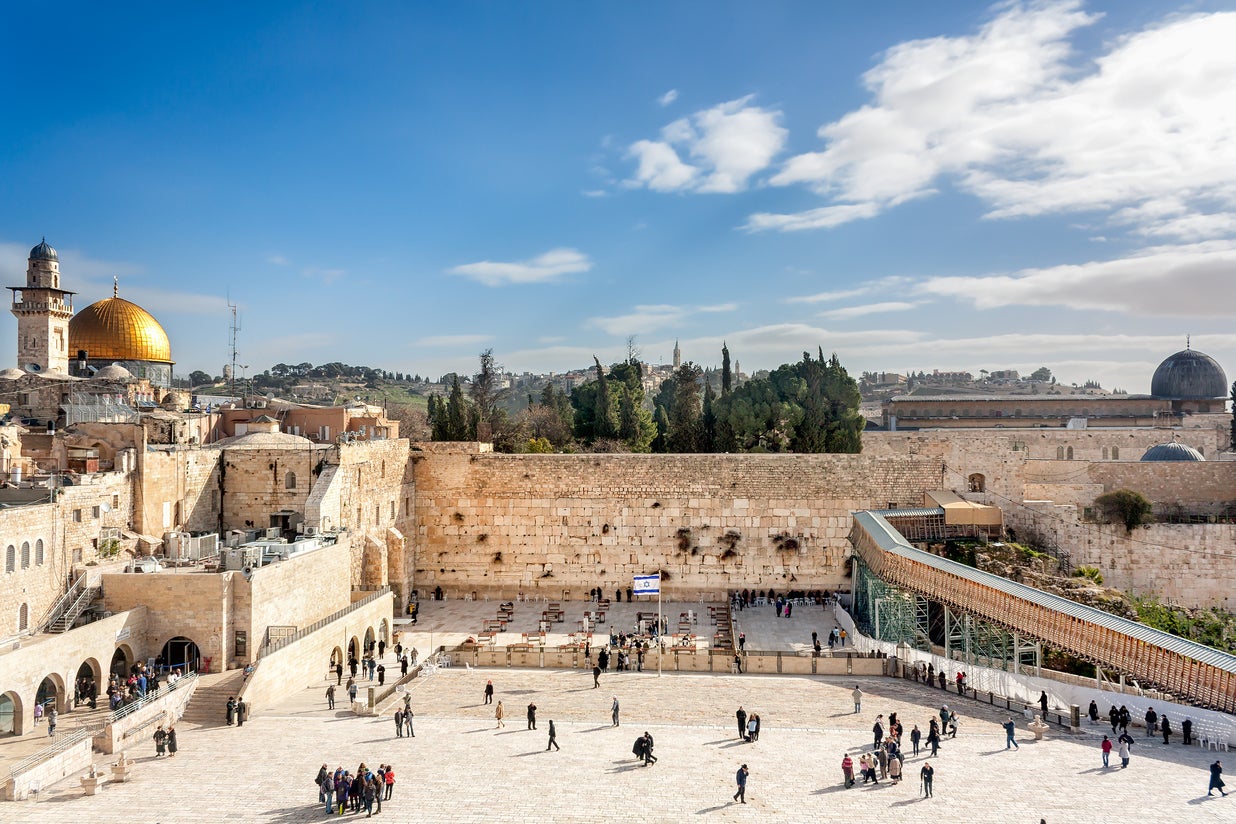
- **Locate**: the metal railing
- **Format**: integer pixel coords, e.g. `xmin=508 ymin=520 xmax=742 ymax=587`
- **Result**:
xmin=3 ymin=723 xmax=99 ymax=780
xmin=259 ymin=587 xmax=392 ymax=658
xmin=109 ymin=673 xmax=199 ymax=723
xmin=35 ymin=573 xmax=86 ymax=634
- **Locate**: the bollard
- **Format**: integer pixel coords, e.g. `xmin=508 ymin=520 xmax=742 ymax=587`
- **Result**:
xmin=1070 ymin=704 xmax=1081 ymax=730
xmin=367 ymin=686 xmax=376 ymax=711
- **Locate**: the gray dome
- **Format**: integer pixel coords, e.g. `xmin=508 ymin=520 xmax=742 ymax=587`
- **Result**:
xmin=1150 ymin=349 xmax=1227 ymax=399
xmin=29 ymin=238 xmax=57 ymax=261
xmin=1140 ymin=442 xmax=1205 ymax=462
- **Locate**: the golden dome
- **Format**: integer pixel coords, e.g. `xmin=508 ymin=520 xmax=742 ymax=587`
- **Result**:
xmin=69 ymin=296 xmax=173 ymax=363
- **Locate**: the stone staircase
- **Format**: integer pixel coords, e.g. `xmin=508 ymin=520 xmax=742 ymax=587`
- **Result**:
xmin=178 ymin=670 xmax=246 ymax=728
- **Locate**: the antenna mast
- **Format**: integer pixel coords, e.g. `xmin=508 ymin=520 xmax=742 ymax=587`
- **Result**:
xmin=228 ymin=298 xmax=241 ymax=402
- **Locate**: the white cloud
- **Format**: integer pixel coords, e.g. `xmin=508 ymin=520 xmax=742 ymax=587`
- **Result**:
xmin=820 ymin=301 xmax=918 ymax=320
xmin=917 ymin=240 xmax=1236 ymax=316
xmin=626 ymin=95 xmax=787 ymax=193
xmin=755 ymin=3 xmax=1236 ymax=240
xmin=117 ymin=286 xmax=232 ymax=317
xmin=414 ymin=334 xmax=494 ymax=348
xmin=590 ymin=304 xmax=687 ymax=336
xmin=658 ymin=89 xmax=679 ymax=107
xmin=448 ymin=248 xmax=593 ymax=286
xmin=267 ymin=253 xmax=289 ymax=266
xmin=301 ymin=267 xmax=346 ymax=284
xmin=698 ymin=303 xmax=738 ymax=313
xmin=785 ymin=287 xmax=871 ymax=305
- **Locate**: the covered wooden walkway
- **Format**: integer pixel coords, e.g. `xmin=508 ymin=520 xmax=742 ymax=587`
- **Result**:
xmin=849 ymin=510 xmax=1236 ymax=713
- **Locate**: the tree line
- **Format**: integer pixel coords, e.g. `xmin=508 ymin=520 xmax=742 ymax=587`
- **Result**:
xmin=427 ymin=346 xmax=864 ymax=454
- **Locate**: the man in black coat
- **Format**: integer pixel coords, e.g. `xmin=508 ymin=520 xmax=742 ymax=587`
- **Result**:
xmin=736 ymin=706 xmax=748 ymax=741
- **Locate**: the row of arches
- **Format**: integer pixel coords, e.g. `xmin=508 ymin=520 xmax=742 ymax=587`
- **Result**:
xmin=4 ymin=538 xmax=46 ymax=573
xmin=327 ymin=620 xmax=390 ymax=670
xmin=0 ymin=636 xmax=202 ymax=737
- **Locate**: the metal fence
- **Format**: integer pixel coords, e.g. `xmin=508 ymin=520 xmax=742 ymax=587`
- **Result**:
xmin=260 ymin=587 xmax=392 ymax=658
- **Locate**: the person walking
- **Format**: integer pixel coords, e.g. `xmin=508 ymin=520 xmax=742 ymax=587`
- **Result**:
xmin=236 ymin=698 xmax=247 ymax=727
xmin=394 ymin=708 xmax=404 ymax=738
xmin=611 ymin=696 xmax=620 ymax=727
xmin=384 ymin=765 xmax=395 ymax=800
xmin=593 ymin=664 xmax=601 ymax=689
xmin=484 ymin=679 xmax=494 ymax=704
xmin=910 ymin=724 xmax=921 ymax=756
xmin=154 ymin=725 xmax=167 ymax=758
xmin=1039 ymin=691 xmax=1049 ymax=717
xmin=920 ymin=761 xmax=934 ymax=797
xmin=1161 ymin=715 xmax=1172 ymax=745
xmin=547 ymin=719 xmax=560 ymax=751
xmin=166 ymin=725 xmax=178 ymax=756
xmin=736 ymin=706 xmax=747 ymax=741
xmin=643 ymin=731 xmax=658 ymax=765
xmin=47 ymin=708 xmax=57 ymax=737
xmin=873 ymin=715 xmax=885 ymax=749
xmin=1088 ymin=700 xmax=1099 ymax=725
xmin=348 ymin=679 xmax=358 ymax=705
xmin=404 ymin=705 xmax=415 ymax=737
xmin=226 ymin=696 xmax=236 ymax=725
xmin=377 ymin=664 xmax=385 ymax=686
xmin=747 ymin=715 xmax=758 ymax=743
xmin=1003 ymin=717 xmax=1019 ymax=749
xmin=1145 ymin=706 xmax=1158 ymax=738
xmin=326 ymin=684 xmax=336 ymax=710
xmin=733 ymin=764 xmax=749 ymax=803
xmin=495 ymin=699 xmax=505 ymax=728
xmin=1209 ymin=759 xmax=1228 ymax=796
xmin=321 ymin=767 xmax=336 ymax=814
xmin=1118 ymin=732 xmax=1134 ymax=768
xmin=1101 ymin=735 xmax=1112 ymax=767
xmin=1183 ymin=718 xmax=1194 ymax=745
xmin=527 ymin=701 xmax=537 ymax=730
xmin=926 ymin=725 xmax=940 ymax=757
xmin=852 ymin=686 xmax=863 ymax=713
xmin=841 ymin=754 xmax=855 ymax=788
xmin=335 ymin=662 xmax=344 ymax=686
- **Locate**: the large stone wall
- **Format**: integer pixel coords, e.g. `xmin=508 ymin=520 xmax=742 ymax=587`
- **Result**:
xmin=410 ymin=451 xmax=943 ymax=599
xmin=136 ymin=447 xmax=221 ymax=535
xmin=242 ymin=540 xmax=353 ymax=663
xmin=103 ymin=571 xmax=235 ymax=673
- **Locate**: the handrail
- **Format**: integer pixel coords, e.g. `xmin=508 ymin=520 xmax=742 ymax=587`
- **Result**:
xmin=4 ymin=724 xmax=97 ymax=780
xmin=35 ymin=572 xmax=86 ymax=633
xmin=109 ymin=673 xmax=199 ymax=722
xmin=259 ymin=587 xmax=392 ymax=658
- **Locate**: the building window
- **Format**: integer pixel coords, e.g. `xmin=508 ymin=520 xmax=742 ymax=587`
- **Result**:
xmin=113 ymin=494 xmax=120 ymax=509
xmin=968 ymin=473 xmax=986 ymax=493
xmin=390 ymin=501 xmax=395 ymax=520
xmin=73 ymin=509 xmax=82 ymax=523
xmin=286 ymin=471 xmax=297 ymax=490
xmin=1057 ymin=446 xmax=1065 ymax=460
xmin=35 ymin=539 xmax=44 ymax=565
xmin=18 ymin=603 xmax=29 ymax=631
xmin=1102 ymin=447 xmax=1109 ymax=460
xmin=21 ymin=541 xmax=30 ymax=569
xmin=1111 ymin=447 xmax=1119 ymax=459
xmin=1066 ymin=446 xmax=1074 ymax=460
xmin=5 ymin=545 xmax=14 ymax=573
xmin=92 ymin=505 xmax=101 ymax=519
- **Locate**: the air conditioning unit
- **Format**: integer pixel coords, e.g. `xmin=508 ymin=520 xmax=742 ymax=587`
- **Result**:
xmin=264 ymin=527 xmax=281 ymax=540
xmin=222 ymin=546 xmax=262 ymax=572
xmin=302 ymin=525 xmax=320 ymax=537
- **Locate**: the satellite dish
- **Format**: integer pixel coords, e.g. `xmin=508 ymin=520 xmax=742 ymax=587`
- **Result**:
xmin=100 ymin=502 xmax=112 ymax=513
xmin=24 ymin=362 xmax=43 ymax=373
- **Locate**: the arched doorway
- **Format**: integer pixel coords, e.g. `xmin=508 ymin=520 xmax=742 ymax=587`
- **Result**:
xmin=364 ymin=627 xmax=376 ymax=656
xmin=330 ymin=646 xmax=344 ymax=668
xmin=36 ymin=673 xmax=66 ymax=715
xmin=379 ymin=619 xmax=389 ymax=646
xmin=160 ymin=637 xmax=201 ymax=673
xmin=348 ymin=636 xmax=360 ymax=662
xmin=967 ymin=473 xmax=986 ymax=493
xmin=75 ymin=659 xmax=102 ymax=710
xmin=111 ymin=645 xmax=133 ymax=678
xmin=0 ymin=691 xmax=24 ymax=736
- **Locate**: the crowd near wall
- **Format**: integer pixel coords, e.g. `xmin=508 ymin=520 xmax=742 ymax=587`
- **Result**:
xmin=410 ymin=449 xmax=943 ymax=599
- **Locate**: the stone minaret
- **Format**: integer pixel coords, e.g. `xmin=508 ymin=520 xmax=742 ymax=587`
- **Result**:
xmin=673 ymin=339 xmax=681 ymax=369
xmin=8 ymin=239 xmax=75 ymax=372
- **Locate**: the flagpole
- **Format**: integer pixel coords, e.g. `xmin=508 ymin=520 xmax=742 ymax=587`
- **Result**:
xmin=657 ymin=573 xmax=662 ymax=677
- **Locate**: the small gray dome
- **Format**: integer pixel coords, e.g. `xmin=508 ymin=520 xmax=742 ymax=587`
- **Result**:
xmin=1140 ymin=442 xmax=1205 ymax=462
xmin=29 ymin=238 xmax=58 ymax=262
xmin=1150 ymin=348 xmax=1227 ymax=399
xmin=93 ymin=363 xmax=133 ymax=381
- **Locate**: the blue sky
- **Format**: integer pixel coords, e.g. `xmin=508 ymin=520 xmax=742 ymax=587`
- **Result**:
xmin=4 ymin=1 xmax=1236 ymax=392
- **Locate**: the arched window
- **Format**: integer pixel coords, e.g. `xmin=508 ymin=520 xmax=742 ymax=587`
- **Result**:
xmin=1102 ymin=447 xmax=1109 ymax=460
xmin=21 ymin=541 xmax=31 ymax=569
xmin=35 ymin=539 xmax=44 ymax=565
xmin=968 ymin=473 xmax=986 ymax=493
xmin=285 ymin=471 xmax=296 ymax=490
xmin=1111 ymin=446 xmax=1119 ymax=459
xmin=1066 ymin=446 xmax=1074 ymax=460
xmin=18 ymin=603 xmax=29 ymax=631
xmin=1056 ymin=446 xmax=1065 ymax=460
xmin=4 ymin=546 xmax=13 ymax=573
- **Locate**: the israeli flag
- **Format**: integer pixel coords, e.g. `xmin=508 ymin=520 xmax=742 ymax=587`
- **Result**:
xmin=633 ymin=574 xmax=660 ymax=595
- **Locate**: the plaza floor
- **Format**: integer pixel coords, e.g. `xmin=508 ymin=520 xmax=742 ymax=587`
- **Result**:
xmin=4 ymin=600 xmax=1233 ymax=822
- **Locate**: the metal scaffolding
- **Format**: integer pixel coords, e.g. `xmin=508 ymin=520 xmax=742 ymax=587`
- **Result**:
xmin=852 ymin=556 xmax=931 ymax=652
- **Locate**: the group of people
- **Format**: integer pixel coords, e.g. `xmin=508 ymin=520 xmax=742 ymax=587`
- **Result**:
xmin=729 ymin=589 xmax=834 ymax=612
xmin=316 ymin=762 xmax=395 ymax=816
xmin=1088 ymin=700 xmax=1196 ymax=746
xmin=735 ymin=705 xmax=762 ymax=742
xmin=225 ymin=696 xmax=248 ymax=726
xmin=152 ymin=724 xmax=178 ymax=757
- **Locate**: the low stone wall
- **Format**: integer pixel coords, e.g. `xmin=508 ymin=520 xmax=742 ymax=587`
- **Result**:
xmin=446 ymin=646 xmax=885 ymax=676
xmin=238 ymin=592 xmax=395 ymax=714
xmin=3 ymin=731 xmax=94 ymax=801
xmin=94 ymin=676 xmax=198 ymax=754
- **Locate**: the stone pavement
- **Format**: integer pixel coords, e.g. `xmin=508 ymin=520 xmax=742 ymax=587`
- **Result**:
xmin=6 ymin=663 xmax=1232 ymax=822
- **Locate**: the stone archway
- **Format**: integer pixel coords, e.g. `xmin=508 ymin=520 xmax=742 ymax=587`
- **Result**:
xmin=111 ymin=645 xmax=134 ymax=678
xmin=0 ymin=690 xmax=24 ymax=736
xmin=75 ymin=658 xmax=102 ymax=710
xmin=348 ymin=636 xmax=360 ymax=663
xmin=330 ymin=646 xmax=344 ymax=668
xmin=967 ymin=473 xmax=986 ymax=493
xmin=160 ymin=636 xmax=202 ymax=673
xmin=364 ymin=626 xmax=376 ymax=656
xmin=36 ymin=672 xmax=66 ymax=715
xmin=379 ymin=619 xmax=389 ymax=646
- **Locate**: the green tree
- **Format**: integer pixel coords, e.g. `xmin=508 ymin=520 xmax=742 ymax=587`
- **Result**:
xmin=470 ymin=348 xmax=506 ymax=441
xmin=1029 ymin=366 xmax=1053 ymax=382
xmin=188 ymin=370 xmax=213 ymax=387
xmin=700 ymin=382 xmax=717 ymax=452
xmin=667 ymin=362 xmax=703 ymax=452
xmin=593 ymin=357 xmax=617 ymax=440
xmin=1094 ymin=488 xmax=1153 ymax=532
xmin=721 ymin=343 xmax=732 ymax=396
xmin=441 ymin=375 xmax=475 ymax=440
